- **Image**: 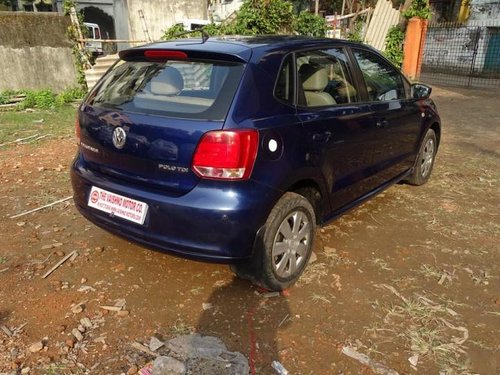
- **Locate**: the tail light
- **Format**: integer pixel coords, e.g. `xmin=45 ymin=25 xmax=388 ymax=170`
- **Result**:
xmin=192 ymin=130 xmax=259 ymax=180
xmin=75 ymin=114 xmax=81 ymax=144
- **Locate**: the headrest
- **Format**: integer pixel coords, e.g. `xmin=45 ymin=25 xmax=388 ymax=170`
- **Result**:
xmin=150 ymin=66 xmax=184 ymax=95
xmin=299 ymin=64 xmax=329 ymax=92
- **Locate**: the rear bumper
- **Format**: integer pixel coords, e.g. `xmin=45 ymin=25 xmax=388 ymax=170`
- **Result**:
xmin=71 ymin=156 xmax=281 ymax=263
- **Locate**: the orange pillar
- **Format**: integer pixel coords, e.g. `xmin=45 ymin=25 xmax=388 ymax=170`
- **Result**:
xmin=402 ymin=17 xmax=428 ymax=80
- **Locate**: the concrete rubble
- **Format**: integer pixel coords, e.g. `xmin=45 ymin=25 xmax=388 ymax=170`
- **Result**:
xmin=140 ymin=334 xmax=249 ymax=375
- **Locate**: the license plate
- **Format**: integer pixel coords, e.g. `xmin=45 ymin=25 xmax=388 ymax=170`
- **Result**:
xmin=87 ymin=186 xmax=149 ymax=225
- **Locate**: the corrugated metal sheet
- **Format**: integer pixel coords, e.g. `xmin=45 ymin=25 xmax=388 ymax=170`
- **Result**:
xmin=364 ymin=0 xmax=400 ymax=51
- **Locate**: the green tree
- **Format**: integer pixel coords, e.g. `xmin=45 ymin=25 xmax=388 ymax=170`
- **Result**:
xmin=294 ymin=11 xmax=327 ymax=37
xmin=163 ymin=0 xmax=330 ymax=40
xmin=384 ymin=25 xmax=405 ymax=67
xmin=234 ymin=0 xmax=295 ymax=35
xmin=402 ymin=0 xmax=432 ymax=19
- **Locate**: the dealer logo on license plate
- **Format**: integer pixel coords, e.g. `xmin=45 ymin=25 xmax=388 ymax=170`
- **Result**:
xmin=87 ymin=186 xmax=148 ymax=225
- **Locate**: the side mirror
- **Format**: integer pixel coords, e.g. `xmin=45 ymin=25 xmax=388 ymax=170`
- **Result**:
xmin=411 ymin=83 xmax=432 ymax=100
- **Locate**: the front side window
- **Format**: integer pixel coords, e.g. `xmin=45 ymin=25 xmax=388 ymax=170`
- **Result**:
xmin=296 ymin=48 xmax=358 ymax=108
xmin=88 ymin=59 xmax=244 ymax=120
xmin=352 ymin=49 xmax=406 ymax=102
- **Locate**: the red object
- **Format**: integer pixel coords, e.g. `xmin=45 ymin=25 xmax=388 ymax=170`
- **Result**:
xmin=144 ymin=50 xmax=188 ymax=60
xmin=192 ymin=130 xmax=259 ymax=180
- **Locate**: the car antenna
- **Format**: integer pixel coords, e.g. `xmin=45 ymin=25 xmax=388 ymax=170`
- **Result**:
xmin=172 ymin=29 xmax=209 ymax=44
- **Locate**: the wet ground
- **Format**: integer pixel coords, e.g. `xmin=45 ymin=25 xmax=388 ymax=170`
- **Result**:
xmin=0 ymin=86 xmax=499 ymax=374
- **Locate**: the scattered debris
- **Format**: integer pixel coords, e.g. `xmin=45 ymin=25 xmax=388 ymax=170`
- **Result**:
xmin=342 ymin=346 xmax=399 ymax=375
xmin=0 ymin=134 xmax=39 ymax=147
xmin=271 ymin=360 xmax=289 ymax=375
xmin=153 ymin=356 xmax=186 ymax=375
xmin=131 ymin=341 xmax=160 ymax=357
xmin=78 ymin=285 xmax=96 ymax=293
xmin=278 ymin=314 xmax=290 ymax=328
xmin=262 ymin=292 xmax=280 ymax=298
xmin=139 ymin=362 xmax=153 ymax=375
xmin=71 ymin=303 xmax=85 ymax=314
xmin=80 ymin=318 xmax=92 ymax=329
xmin=408 ymin=354 xmax=419 ymax=367
xmin=165 ymin=334 xmax=249 ymax=374
xmin=201 ymin=302 xmax=212 ymax=311
xmin=10 ymin=196 xmax=72 ymax=219
xmin=1 ymin=325 xmax=13 ymax=337
xmin=99 ymin=305 xmax=123 ymax=312
xmin=127 ymin=365 xmax=138 ymax=375
xmin=149 ymin=336 xmax=164 ymax=352
xmin=72 ymin=328 xmax=84 ymax=342
xmin=69 ymin=251 xmax=79 ymax=262
xmin=28 ymin=341 xmax=44 ymax=353
xmin=42 ymin=250 xmax=78 ymax=279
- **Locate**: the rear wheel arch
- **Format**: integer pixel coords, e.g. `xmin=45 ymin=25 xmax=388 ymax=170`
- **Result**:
xmin=287 ymin=179 xmax=324 ymax=224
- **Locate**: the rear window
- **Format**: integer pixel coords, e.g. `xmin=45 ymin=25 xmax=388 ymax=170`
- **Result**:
xmin=88 ymin=59 xmax=245 ymax=120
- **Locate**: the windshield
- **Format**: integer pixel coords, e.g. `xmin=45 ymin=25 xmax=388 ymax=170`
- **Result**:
xmin=88 ymin=59 xmax=245 ymax=121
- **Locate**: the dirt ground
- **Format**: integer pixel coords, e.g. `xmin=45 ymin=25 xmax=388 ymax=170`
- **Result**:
xmin=0 ymin=86 xmax=499 ymax=375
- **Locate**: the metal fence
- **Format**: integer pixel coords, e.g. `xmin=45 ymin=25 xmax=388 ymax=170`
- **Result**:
xmin=420 ymin=22 xmax=500 ymax=88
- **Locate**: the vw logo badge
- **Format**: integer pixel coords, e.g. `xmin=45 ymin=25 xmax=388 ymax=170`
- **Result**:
xmin=112 ymin=127 xmax=127 ymax=149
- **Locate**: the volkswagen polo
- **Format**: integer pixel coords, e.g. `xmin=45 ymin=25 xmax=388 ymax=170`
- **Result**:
xmin=71 ymin=36 xmax=441 ymax=291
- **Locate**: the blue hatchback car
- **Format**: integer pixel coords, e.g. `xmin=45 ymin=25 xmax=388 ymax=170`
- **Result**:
xmin=71 ymin=36 xmax=440 ymax=291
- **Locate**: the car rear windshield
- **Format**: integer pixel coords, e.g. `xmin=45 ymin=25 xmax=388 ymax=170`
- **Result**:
xmin=87 ymin=59 xmax=245 ymax=120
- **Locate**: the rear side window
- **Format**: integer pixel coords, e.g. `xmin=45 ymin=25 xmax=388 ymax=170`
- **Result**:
xmin=296 ymin=48 xmax=359 ymax=107
xmin=88 ymin=59 xmax=245 ymax=120
xmin=274 ymin=55 xmax=294 ymax=104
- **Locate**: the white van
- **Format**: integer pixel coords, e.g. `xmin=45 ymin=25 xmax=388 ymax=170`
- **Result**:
xmin=83 ymin=22 xmax=103 ymax=56
xmin=182 ymin=19 xmax=211 ymax=31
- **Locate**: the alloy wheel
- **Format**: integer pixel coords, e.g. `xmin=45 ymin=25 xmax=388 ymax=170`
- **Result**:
xmin=272 ymin=211 xmax=311 ymax=278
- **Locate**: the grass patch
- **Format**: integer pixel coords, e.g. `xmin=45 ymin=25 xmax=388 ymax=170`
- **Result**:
xmin=368 ymin=258 xmax=393 ymax=271
xmin=296 ymin=262 xmax=328 ymax=285
xmin=371 ymin=284 xmax=471 ymax=374
xmin=169 ymin=318 xmax=194 ymax=336
xmin=419 ymin=264 xmax=457 ymax=286
xmin=0 ymin=104 xmax=76 ymax=145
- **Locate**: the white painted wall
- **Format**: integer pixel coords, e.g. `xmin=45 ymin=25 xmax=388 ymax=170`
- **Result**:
xmin=125 ymin=0 xmax=208 ymax=41
xmin=423 ymin=26 xmax=490 ymax=72
xmin=210 ymin=0 xmax=244 ymax=21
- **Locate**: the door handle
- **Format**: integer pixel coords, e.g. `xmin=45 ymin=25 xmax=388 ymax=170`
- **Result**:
xmin=376 ymin=119 xmax=389 ymax=128
xmin=312 ymin=131 xmax=332 ymax=143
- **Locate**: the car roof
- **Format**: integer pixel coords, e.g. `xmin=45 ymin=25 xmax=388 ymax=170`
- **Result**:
xmin=125 ymin=35 xmax=364 ymax=63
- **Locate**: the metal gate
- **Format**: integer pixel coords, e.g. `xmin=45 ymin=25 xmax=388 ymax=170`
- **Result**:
xmin=420 ymin=22 xmax=500 ymax=88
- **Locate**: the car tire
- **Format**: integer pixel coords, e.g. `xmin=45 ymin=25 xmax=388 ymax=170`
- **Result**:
xmin=231 ymin=192 xmax=316 ymax=291
xmin=405 ymin=128 xmax=437 ymax=186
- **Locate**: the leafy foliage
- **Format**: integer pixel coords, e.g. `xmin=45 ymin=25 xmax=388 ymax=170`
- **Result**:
xmin=22 ymin=89 xmax=56 ymax=110
xmin=62 ymin=0 xmax=90 ymax=91
xmin=234 ymin=0 xmax=294 ymax=35
xmin=347 ymin=19 xmax=364 ymax=42
xmin=0 ymin=88 xmax=85 ymax=110
xmin=162 ymin=0 xmax=327 ymax=40
xmin=384 ymin=25 xmax=405 ymax=67
xmin=402 ymin=0 xmax=432 ymax=20
xmin=294 ymin=11 xmax=327 ymax=37
xmin=162 ymin=23 xmax=187 ymax=40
